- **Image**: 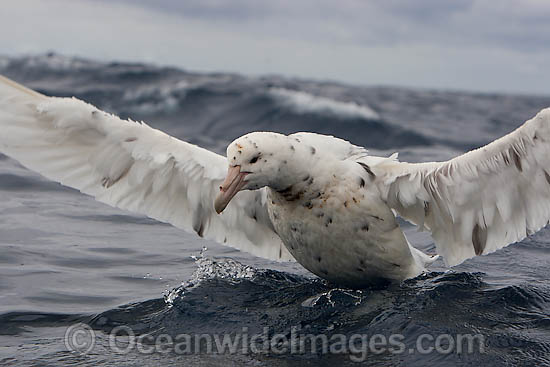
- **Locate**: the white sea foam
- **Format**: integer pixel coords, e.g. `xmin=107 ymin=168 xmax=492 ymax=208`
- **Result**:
xmin=122 ymin=80 xmax=190 ymax=114
xmin=268 ymin=87 xmax=379 ymax=120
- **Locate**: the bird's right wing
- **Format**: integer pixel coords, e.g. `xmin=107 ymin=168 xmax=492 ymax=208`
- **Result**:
xmin=0 ymin=75 xmax=294 ymax=261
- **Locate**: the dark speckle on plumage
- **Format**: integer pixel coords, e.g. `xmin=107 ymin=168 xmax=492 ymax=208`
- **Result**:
xmin=358 ymin=162 xmax=375 ymax=177
xmin=277 ymin=185 xmax=293 ymax=195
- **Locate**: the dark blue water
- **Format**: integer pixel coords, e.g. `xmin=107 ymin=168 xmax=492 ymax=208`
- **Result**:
xmin=1 ymin=53 xmax=550 ymax=366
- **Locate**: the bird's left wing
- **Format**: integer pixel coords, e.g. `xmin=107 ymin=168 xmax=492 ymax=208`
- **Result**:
xmin=0 ymin=75 xmax=294 ymax=261
xmin=371 ymin=108 xmax=550 ymax=266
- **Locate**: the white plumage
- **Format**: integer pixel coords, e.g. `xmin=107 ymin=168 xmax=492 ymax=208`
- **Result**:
xmin=1 ymin=74 xmax=549 ymax=287
xmin=0 ymin=75 xmax=292 ymax=262
xmin=374 ymin=110 xmax=550 ymax=267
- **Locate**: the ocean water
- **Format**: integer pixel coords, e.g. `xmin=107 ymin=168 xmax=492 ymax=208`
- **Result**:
xmin=1 ymin=53 xmax=550 ymax=366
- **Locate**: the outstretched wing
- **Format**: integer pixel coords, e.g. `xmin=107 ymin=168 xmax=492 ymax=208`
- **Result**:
xmin=372 ymin=108 xmax=550 ymax=266
xmin=0 ymin=75 xmax=294 ymax=261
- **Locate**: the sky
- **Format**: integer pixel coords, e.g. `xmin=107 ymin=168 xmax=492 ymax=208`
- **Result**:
xmin=1 ymin=0 xmax=549 ymax=95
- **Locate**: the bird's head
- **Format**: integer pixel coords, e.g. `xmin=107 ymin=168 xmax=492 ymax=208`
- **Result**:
xmin=214 ymin=132 xmax=311 ymax=213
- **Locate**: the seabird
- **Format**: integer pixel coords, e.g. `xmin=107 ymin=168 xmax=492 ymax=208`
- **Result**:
xmin=1 ymin=75 xmax=549 ymax=287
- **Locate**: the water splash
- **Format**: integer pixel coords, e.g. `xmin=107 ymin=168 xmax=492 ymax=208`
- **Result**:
xmin=301 ymin=288 xmax=364 ymax=308
xmin=164 ymin=253 xmax=258 ymax=307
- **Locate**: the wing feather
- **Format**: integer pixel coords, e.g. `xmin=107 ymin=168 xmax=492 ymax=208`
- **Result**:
xmin=0 ymin=75 xmax=293 ymax=262
xmin=374 ymin=108 xmax=550 ymax=266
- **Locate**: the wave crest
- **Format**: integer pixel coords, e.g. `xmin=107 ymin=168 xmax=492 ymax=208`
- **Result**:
xmin=268 ymin=87 xmax=379 ymax=120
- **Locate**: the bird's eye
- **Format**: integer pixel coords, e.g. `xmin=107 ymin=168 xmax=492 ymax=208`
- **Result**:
xmin=249 ymin=156 xmax=260 ymax=164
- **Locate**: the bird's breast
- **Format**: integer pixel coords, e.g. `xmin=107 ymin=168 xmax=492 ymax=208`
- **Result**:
xmin=266 ymin=182 xmax=418 ymax=287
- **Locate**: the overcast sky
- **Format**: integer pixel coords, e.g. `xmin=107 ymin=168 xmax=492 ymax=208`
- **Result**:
xmin=2 ymin=0 xmax=549 ymax=95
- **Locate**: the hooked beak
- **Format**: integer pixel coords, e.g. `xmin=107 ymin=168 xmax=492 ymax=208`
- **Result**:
xmin=214 ymin=165 xmax=248 ymax=214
